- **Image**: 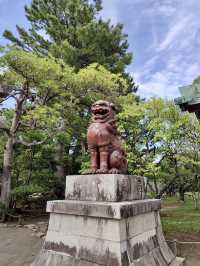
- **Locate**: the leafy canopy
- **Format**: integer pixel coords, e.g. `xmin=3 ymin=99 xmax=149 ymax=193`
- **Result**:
xmin=4 ymin=0 xmax=134 ymax=90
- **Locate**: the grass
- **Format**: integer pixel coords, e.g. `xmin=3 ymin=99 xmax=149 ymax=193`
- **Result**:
xmin=161 ymin=195 xmax=200 ymax=236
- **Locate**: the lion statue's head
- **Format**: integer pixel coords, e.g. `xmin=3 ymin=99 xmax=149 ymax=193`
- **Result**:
xmin=91 ymin=100 xmax=116 ymax=123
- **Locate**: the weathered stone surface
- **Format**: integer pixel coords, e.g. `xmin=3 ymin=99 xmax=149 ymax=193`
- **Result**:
xmin=32 ymin=249 xmax=185 ymax=266
xmin=44 ymin=234 xmax=121 ymax=265
xmin=156 ymin=225 xmax=175 ymax=264
xmin=167 ymin=240 xmax=177 ymax=255
xmin=47 ymin=199 xmax=161 ymax=219
xmin=31 ymin=250 xmax=100 ymax=266
xmin=43 ymin=200 xmax=178 ymax=266
xmin=169 ymin=257 xmax=185 ymax=266
xmin=120 ymin=212 xmax=156 ymax=241
xmin=65 ymin=174 xmax=145 ymax=202
xmin=33 ymin=200 xmax=184 ymax=265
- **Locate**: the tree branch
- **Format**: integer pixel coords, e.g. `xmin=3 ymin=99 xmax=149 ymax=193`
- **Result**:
xmin=15 ymin=135 xmax=48 ymax=147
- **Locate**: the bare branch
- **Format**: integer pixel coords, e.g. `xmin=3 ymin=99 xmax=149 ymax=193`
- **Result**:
xmin=15 ymin=135 xmax=48 ymax=147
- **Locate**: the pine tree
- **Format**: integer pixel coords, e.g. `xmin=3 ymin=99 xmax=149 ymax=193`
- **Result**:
xmin=4 ymin=0 xmax=135 ymax=91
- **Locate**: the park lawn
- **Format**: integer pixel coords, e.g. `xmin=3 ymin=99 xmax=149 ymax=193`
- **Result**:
xmin=161 ymin=196 xmax=200 ymax=240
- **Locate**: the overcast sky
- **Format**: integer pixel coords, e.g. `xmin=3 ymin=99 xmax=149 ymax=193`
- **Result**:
xmin=0 ymin=0 xmax=200 ymax=99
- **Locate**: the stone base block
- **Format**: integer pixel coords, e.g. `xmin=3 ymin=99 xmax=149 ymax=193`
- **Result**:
xmin=65 ymin=174 xmax=145 ymax=201
xmin=169 ymin=257 xmax=185 ymax=266
xmin=32 ymin=199 xmax=184 ymax=266
xmin=46 ymin=199 xmax=161 ymax=219
xmin=32 ymin=250 xmax=100 ymax=266
xmin=32 ymin=250 xmax=185 ymax=266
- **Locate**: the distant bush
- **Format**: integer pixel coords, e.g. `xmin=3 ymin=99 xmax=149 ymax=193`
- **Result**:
xmin=11 ymin=184 xmax=45 ymax=203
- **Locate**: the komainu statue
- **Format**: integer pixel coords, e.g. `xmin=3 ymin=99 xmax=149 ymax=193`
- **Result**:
xmin=84 ymin=100 xmax=127 ymax=174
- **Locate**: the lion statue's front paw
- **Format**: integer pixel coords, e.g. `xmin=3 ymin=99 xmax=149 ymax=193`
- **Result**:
xmin=109 ymin=168 xmax=120 ymax=174
xmin=96 ymin=168 xmax=109 ymax=174
xmin=83 ymin=168 xmax=97 ymax=175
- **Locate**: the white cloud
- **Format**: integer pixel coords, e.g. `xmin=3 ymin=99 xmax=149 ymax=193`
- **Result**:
xmin=124 ymin=0 xmax=200 ymax=99
xmin=138 ymin=77 xmax=172 ymax=99
xmin=135 ymin=60 xmax=200 ymax=99
xmin=158 ymin=16 xmax=192 ymax=51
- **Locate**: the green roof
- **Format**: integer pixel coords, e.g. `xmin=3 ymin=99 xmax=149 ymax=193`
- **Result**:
xmin=179 ymin=84 xmax=200 ymax=104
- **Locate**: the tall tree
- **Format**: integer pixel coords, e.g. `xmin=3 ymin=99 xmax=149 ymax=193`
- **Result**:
xmin=4 ymin=0 xmax=134 ymax=91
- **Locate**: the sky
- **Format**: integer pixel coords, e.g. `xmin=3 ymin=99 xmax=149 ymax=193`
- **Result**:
xmin=0 ymin=0 xmax=200 ymax=99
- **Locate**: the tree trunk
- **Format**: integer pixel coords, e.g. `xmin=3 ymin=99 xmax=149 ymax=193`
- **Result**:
xmin=153 ymin=177 xmax=159 ymax=195
xmin=147 ymin=181 xmax=155 ymax=193
xmin=26 ymin=148 xmax=35 ymax=185
xmin=55 ymin=142 xmax=65 ymax=180
xmin=179 ymin=187 xmax=185 ymax=202
xmin=1 ymin=137 xmax=14 ymax=210
xmin=192 ymin=192 xmax=198 ymax=210
xmin=0 ymin=83 xmax=28 ymax=215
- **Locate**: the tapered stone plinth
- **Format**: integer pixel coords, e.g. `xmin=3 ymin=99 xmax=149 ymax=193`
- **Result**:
xmin=32 ymin=175 xmax=185 ymax=266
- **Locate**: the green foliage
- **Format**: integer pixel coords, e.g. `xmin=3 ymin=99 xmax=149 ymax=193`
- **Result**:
xmin=3 ymin=0 xmax=134 ymax=90
xmin=118 ymin=96 xmax=200 ymax=198
xmin=11 ymin=184 xmax=45 ymax=202
xmin=0 ymin=47 xmax=129 ymax=207
xmin=117 ymin=94 xmax=146 ymax=175
xmin=193 ymin=76 xmax=200 ymax=84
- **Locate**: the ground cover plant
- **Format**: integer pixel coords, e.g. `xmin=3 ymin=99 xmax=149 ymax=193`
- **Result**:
xmin=161 ymin=195 xmax=200 ymax=241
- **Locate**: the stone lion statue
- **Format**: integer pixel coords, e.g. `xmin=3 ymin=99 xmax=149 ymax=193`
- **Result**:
xmin=84 ymin=100 xmax=127 ymax=174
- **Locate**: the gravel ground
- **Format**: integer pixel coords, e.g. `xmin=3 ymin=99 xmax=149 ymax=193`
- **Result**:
xmin=0 ymin=223 xmax=43 ymax=266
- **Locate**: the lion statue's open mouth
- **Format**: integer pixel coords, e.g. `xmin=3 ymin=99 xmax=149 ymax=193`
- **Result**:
xmin=91 ymin=100 xmax=114 ymax=122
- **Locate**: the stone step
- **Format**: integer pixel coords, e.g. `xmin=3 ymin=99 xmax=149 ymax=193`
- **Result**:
xmin=47 ymin=199 xmax=161 ymax=220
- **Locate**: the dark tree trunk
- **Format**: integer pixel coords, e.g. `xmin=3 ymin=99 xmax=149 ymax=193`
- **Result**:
xmin=179 ymin=187 xmax=185 ymax=202
xmin=153 ymin=177 xmax=159 ymax=195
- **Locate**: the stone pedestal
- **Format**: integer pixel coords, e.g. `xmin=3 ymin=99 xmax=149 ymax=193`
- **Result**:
xmin=32 ymin=175 xmax=185 ymax=266
xmin=65 ymin=174 xmax=145 ymax=202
